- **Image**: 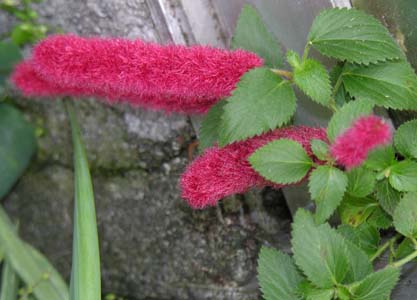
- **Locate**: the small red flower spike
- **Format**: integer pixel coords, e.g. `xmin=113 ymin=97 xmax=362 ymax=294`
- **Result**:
xmin=180 ymin=126 xmax=327 ymax=209
xmin=330 ymin=115 xmax=392 ymax=169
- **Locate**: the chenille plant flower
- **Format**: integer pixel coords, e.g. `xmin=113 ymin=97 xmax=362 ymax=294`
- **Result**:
xmin=10 ymin=4 xmax=417 ymax=300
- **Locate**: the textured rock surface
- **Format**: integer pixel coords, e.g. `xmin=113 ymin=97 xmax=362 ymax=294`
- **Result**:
xmin=2 ymin=1 xmax=291 ymax=299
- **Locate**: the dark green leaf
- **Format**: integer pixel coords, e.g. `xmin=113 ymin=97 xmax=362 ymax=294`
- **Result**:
xmin=0 ymin=41 xmax=22 ymax=74
xmin=310 ymin=139 xmax=329 ymax=161
xmin=343 ymin=238 xmax=373 ymax=284
xmin=0 ymin=103 xmax=37 ymax=199
xmin=346 ymin=167 xmax=376 ymax=198
xmin=364 ymin=146 xmax=396 ymax=171
xmin=327 ymin=100 xmax=373 ymax=142
xmin=249 ymin=139 xmax=312 ymax=184
xmin=199 ymin=101 xmax=226 ymax=151
xmin=375 ymin=179 xmax=401 ymax=215
xmin=393 ymin=192 xmax=417 ymax=238
xmin=350 ymin=267 xmax=400 ymax=300
xmin=367 ymin=206 xmax=393 ymax=229
xmin=308 ymin=8 xmax=403 ymax=64
xmin=257 ymin=246 xmax=302 ymax=300
xmin=389 ymin=160 xmax=417 ymax=192
xmin=330 ymin=63 xmax=350 ymax=107
xmin=339 ymin=195 xmax=378 ymax=227
xmin=342 ymin=60 xmax=417 ymax=110
xmin=219 ymin=68 xmax=296 ymax=145
xmin=308 ymin=165 xmax=348 ymax=223
xmin=338 ymin=223 xmax=380 ymax=258
xmin=232 ymin=4 xmax=282 ymax=67
xmin=394 ymin=119 xmax=417 ymax=159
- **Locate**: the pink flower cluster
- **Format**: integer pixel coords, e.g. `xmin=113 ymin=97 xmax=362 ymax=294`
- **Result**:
xmin=330 ymin=115 xmax=392 ymax=169
xmin=11 ymin=34 xmax=263 ymax=114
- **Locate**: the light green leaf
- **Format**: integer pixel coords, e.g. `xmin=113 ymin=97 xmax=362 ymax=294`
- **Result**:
xmin=292 ymin=210 xmax=349 ymax=288
xmin=365 ymin=146 xmax=396 ymax=171
xmin=393 ymin=192 xmax=417 ymax=238
xmin=232 ymin=4 xmax=282 ymax=67
xmin=310 ymin=139 xmax=329 ymax=161
xmin=375 ymin=179 xmax=401 ymax=215
xmin=389 ymin=160 xmax=417 ymax=191
xmin=338 ymin=223 xmax=380 ymax=258
xmin=219 ymin=68 xmax=296 ymax=145
xmin=66 ymin=102 xmax=101 ymax=300
xmin=346 ymin=167 xmax=376 ymax=198
xmin=308 ymin=8 xmax=403 ymax=64
xmin=339 ymin=196 xmax=378 ymax=227
xmin=0 ymin=103 xmax=37 ymax=199
xmin=342 ymin=60 xmax=417 ymax=110
xmin=199 ymin=101 xmax=226 ymax=151
xmin=327 ymin=100 xmax=373 ymax=142
xmin=308 ymin=165 xmax=348 ymax=223
xmin=249 ymin=139 xmax=312 ymax=184
xmin=394 ymin=119 xmax=417 ymax=158
xmin=257 ymin=246 xmax=302 ymax=300
xmin=350 ymin=267 xmax=400 ymax=300
xmin=0 ymin=259 xmax=19 ymax=300
xmin=292 ymin=55 xmax=332 ymax=107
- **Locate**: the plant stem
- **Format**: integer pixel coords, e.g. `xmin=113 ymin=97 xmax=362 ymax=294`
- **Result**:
xmin=391 ymin=249 xmax=417 ymax=268
xmin=270 ymin=69 xmax=293 ymax=81
xmin=371 ymin=235 xmax=399 ymax=262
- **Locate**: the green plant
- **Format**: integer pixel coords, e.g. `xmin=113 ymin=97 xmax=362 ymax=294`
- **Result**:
xmin=202 ymin=5 xmax=417 ymax=299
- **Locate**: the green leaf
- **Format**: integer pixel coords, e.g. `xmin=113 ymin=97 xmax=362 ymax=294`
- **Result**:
xmin=339 ymin=196 xmax=378 ymax=227
xmin=0 ymin=206 xmax=69 ymax=300
xmin=0 ymin=41 xmax=22 ymax=74
xmin=199 ymin=101 xmax=226 ymax=151
xmin=394 ymin=119 xmax=417 ymax=158
xmin=66 ymin=102 xmax=101 ymax=300
xmin=393 ymin=192 xmax=417 ymax=238
xmin=232 ymin=4 xmax=282 ymax=67
xmin=308 ymin=165 xmax=348 ymax=223
xmin=364 ymin=146 xmax=396 ymax=171
xmin=350 ymin=267 xmax=400 ymax=300
xmin=346 ymin=167 xmax=376 ymax=198
xmin=375 ymin=179 xmax=401 ymax=215
xmin=257 ymin=246 xmax=302 ymax=300
xmin=338 ymin=223 xmax=380 ymax=258
xmin=395 ymin=238 xmax=416 ymax=260
xmin=298 ymin=281 xmax=334 ymax=300
xmin=330 ymin=63 xmax=350 ymax=107
xmin=367 ymin=206 xmax=392 ymax=229
xmin=389 ymin=160 xmax=417 ymax=191
xmin=249 ymin=139 xmax=312 ymax=184
xmin=342 ymin=60 xmax=417 ymax=110
xmin=326 ymin=100 xmax=373 ymax=142
xmin=343 ymin=238 xmax=373 ymax=283
xmin=308 ymin=8 xmax=403 ymax=64
xmin=310 ymin=139 xmax=329 ymax=161
xmin=0 ymin=259 xmax=19 ymax=300
xmin=292 ymin=57 xmax=332 ymax=107
xmin=219 ymin=68 xmax=296 ymax=145
xmin=0 ymin=103 xmax=37 ymax=199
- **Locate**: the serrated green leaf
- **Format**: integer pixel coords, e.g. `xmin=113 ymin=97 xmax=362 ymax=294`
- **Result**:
xmin=298 ymin=281 xmax=334 ymax=300
xmin=350 ymin=267 xmax=400 ymax=300
xmin=367 ymin=206 xmax=393 ymax=229
xmin=389 ymin=160 xmax=417 ymax=192
xmin=338 ymin=223 xmax=380 ymax=258
xmin=309 ymin=165 xmax=348 ymax=223
xmin=394 ymin=119 xmax=417 ymax=158
xmin=375 ymin=179 xmax=401 ymax=215
xmin=327 ymin=100 xmax=373 ymax=142
xmin=342 ymin=60 xmax=417 ymax=110
xmin=249 ymin=139 xmax=312 ymax=184
xmin=393 ymin=192 xmax=417 ymax=238
xmin=310 ymin=139 xmax=329 ymax=161
xmin=232 ymin=4 xmax=282 ymax=67
xmin=364 ymin=146 xmax=396 ymax=171
xmin=257 ymin=246 xmax=302 ymax=300
xmin=199 ymin=101 xmax=226 ymax=151
xmin=339 ymin=195 xmax=378 ymax=227
xmin=343 ymin=238 xmax=373 ymax=283
xmin=346 ymin=167 xmax=376 ymax=198
xmin=219 ymin=68 xmax=296 ymax=145
xmin=308 ymin=8 xmax=403 ymax=64
xmin=293 ymin=58 xmax=332 ymax=107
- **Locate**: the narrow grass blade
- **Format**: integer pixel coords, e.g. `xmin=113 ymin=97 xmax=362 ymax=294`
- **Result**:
xmin=0 ymin=259 xmax=19 ymax=300
xmin=66 ymin=100 xmax=101 ymax=300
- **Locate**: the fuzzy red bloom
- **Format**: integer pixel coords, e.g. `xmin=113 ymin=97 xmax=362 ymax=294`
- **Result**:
xmin=181 ymin=126 xmax=327 ymax=209
xmin=11 ymin=34 xmax=263 ymax=113
xmin=330 ymin=115 xmax=392 ymax=169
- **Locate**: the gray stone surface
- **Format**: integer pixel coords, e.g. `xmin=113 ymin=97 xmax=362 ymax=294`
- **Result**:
xmin=1 ymin=1 xmax=291 ymax=299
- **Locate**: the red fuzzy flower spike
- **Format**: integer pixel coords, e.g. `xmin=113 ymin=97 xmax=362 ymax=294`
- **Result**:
xmin=11 ymin=34 xmax=263 ymax=113
xmin=330 ymin=115 xmax=392 ymax=169
xmin=181 ymin=126 xmax=327 ymax=209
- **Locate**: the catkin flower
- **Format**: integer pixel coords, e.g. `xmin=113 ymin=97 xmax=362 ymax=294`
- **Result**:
xmin=181 ymin=126 xmax=327 ymax=209
xmin=330 ymin=115 xmax=392 ymax=169
xmin=11 ymin=34 xmax=263 ymax=113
